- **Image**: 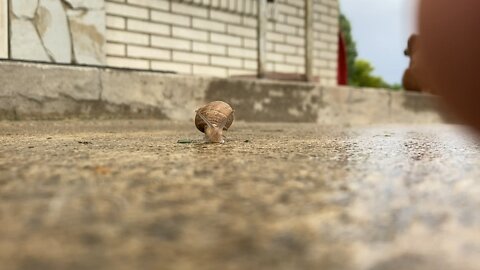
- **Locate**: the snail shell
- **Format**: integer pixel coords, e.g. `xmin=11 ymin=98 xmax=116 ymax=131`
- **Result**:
xmin=195 ymin=101 xmax=234 ymax=143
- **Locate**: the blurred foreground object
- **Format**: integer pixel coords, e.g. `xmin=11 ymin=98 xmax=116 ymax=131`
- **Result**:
xmin=419 ymin=0 xmax=480 ymax=129
xmin=402 ymin=35 xmax=430 ymax=92
xmin=337 ymin=32 xmax=348 ymax=86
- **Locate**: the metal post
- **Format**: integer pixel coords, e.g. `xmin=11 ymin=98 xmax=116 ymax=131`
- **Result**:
xmin=257 ymin=0 xmax=267 ymax=78
xmin=305 ymin=0 xmax=314 ymax=81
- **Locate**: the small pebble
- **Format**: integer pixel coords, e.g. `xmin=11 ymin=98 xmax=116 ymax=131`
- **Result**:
xmin=78 ymin=141 xmax=92 ymax=145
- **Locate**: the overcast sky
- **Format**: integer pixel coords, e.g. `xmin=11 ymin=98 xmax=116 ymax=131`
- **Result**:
xmin=339 ymin=0 xmax=418 ymax=84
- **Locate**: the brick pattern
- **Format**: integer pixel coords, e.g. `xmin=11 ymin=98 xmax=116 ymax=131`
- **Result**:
xmin=105 ymin=0 xmax=339 ymax=86
xmin=177 ymin=0 xmax=257 ymax=16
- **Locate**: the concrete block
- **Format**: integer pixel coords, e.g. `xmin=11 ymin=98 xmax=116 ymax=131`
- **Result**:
xmin=192 ymin=18 xmax=226 ymax=32
xmin=314 ymin=21 xmax=329 ymax=32
xmin=274 ymin=43 xmax=297 ymax=54
xmin=127 ymin=45 xmax=170 ymax=60
xmin=346 ymin=87 xmax=392 ymax=124
xmin=107 ymin=29 xmax=149 ymax=45
xmin=274 ymin=63 xmax=297 ymax=73
xmin=106 ymin=43 xmax=126 ymax=56
xmin=277 ymin=3 xmax=298 ymax=16
xmin=320 ymin=14 xmax=339 ymax=26
xmin=267 ymin=32 xmax=285 ymax=42
xmin=318 ymin=50 xmax=337 ymax=61
xmin=193 ymin=42 xmax=226 ymax=55
xmin=243 ymin=60 xmax=257 ymax=70
xmin=193 ymin=65 xmax=228 ymax=77
xmin=227 ymin=25 xmax=256 ymax=38
xmin=318 ymin=32 xmax=337 ymax=43
xmin=317 ymin=86 xmax=350 ymax=124
xmin=286 ymin=15 xmax=304 ymax=26
xmin=314 ymin=2 xmax=328 ymax=13
xmin=0 ymin=61 xmax=447 ymax=124
xmin=286 ymin=35 xmax=304 ymax=46
xmin=242 ymin=16 xmax=257 ymax=27
xmin=151 ymin=10 xmax=190 ymax=26
xmin=127 ymin=19 xmax=170 ymax=35
xmin=106 ymin=2 xmax=148 ymax=19
xmin=243 ymin=38 xmax=257 ymax=49
xmin=228 ymin=47 xmax=256 ymax=60
xmin=0 ymin=62 xmax=101 ymax=100
xmin=106 ymin=15 xmax=126 ymax=29
xmin=101 ymin=69 xmax=210 ymax=119
xmin=210 ymin=9 xmax=241 ymax=24
xmin=173 ymin=52 xmax=209 ymax=64
xmin=171 ymin=2 xmax=207 ymax=18
xmin=286 ymin=55 xmax=304 ymax=65
xmin=151 ymin=36 xmax=191 ymax=50
xmin=211 ymin=56 xmax=242 ymax=68
xmin=267 ymin=52 xmax=284 ymax=62
xmin=227 ymin=68 xmax=253 ymax=76
xmin=172 ymin=26 xmax=208 ymax=42
xmin=151 ymin=61 xmax=192 ymax=74
xmin=205 ymin=79 xmax=320 ymax=122
xmin=390 ymin=91 xmax=449 ymax=124
xmin=0 ymin=62 xmax=101 ymax=119
xmin=210 ymin=33 xmax=242 ymax=46
xmin=107 ymin=56 xmax=149 ymax=69
xmin=126 ymin=0 xmax=168 ymax=10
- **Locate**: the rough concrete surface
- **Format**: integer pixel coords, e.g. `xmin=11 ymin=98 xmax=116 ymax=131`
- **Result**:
xmin=1 ymin=120 xmax=479 ymax=270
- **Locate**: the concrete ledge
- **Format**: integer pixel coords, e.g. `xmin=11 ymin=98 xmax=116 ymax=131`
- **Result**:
xmin=0 ymin=61 xmax=450 ymax=124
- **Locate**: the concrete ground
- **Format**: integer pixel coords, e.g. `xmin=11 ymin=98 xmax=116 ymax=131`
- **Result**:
xmin=1 ymin=120 xmax=479 ymax=270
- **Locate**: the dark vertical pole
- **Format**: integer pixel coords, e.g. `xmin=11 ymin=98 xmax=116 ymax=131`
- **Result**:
xmin=257 ymin=0 xmax=267 ymax=78
xmin=305 ymin=0 xmax=314 ymax=81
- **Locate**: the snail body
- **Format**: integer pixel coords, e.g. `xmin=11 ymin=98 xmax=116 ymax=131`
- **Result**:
xmin=195 ymin=101 xmax=234 ymax=143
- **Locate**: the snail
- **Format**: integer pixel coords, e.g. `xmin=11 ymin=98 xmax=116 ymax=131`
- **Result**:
xmin=195 ymin=101 xmax=234 ymax=143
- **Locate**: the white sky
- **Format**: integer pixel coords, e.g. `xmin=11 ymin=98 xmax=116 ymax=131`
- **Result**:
xmin=339 ymin=0 xmax=418 ymax=84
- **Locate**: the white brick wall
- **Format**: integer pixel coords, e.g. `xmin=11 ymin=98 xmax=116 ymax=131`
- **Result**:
xmin=193 ymin=42 xmax=226 ymax=55
xmin=106 ymin=15 xmax=126 ymax=29
xmin=127 ymin=0 xmax=169 ymax=10
xmin=127 ymin=45 xmax=170 ymax=60
xmin=105 ymin=0 xmax=339 ymax=84
xmin=106 ymin=2 xmax=149 ymax=19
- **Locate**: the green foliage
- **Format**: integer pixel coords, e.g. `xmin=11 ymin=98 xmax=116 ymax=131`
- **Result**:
xmin=351 ymin=60 xmax=401 ymax=91
xmin=339 ymin=14 xmax=358 ymax=84
xmin=388 ymin=83 xmax=403 ymax=91
xmin=339 ymin=14 xmax=402 ymax=91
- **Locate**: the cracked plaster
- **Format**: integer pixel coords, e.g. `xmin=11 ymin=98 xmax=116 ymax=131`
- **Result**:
xmin=10 ymin=0 xmax=105 ymax=65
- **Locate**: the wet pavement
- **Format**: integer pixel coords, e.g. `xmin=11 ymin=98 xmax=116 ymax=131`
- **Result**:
xmin=0 ymin=120 xmax=480 ymax=270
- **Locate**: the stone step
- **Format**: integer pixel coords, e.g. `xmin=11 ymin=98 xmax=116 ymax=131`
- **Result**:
xmin=0 ymin=60 xmax=449 ymax=124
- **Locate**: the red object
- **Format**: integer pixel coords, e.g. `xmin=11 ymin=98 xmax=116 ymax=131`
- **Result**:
xmin=337 ymin=32 xmax=348 ymax=85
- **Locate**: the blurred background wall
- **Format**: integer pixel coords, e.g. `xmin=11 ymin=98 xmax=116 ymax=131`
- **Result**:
xmin=2 ymin=0 xmax=339 ymax=86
